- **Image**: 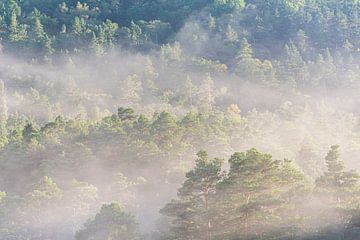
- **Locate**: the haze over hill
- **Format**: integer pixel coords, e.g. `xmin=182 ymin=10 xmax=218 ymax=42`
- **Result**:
xmin=1 ymin=1 xmax=360 ymax=240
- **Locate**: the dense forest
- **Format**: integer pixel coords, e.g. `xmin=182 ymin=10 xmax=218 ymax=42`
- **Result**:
xmin=1 ymin=0 xmax=360 ymax=239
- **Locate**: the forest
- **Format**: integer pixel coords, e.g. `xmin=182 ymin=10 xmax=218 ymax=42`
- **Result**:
xmin=1 ymin=0 xmax=360 ymax=239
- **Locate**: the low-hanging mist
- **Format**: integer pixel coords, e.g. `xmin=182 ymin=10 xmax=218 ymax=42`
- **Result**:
xmin=1 ymin=1 xmax=360 ymax=240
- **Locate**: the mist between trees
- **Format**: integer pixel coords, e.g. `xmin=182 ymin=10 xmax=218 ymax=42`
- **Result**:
xmin=1 ymin=0 xmax=360 ymax=240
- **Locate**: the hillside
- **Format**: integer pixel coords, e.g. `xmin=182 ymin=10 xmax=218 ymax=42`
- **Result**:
xmin=1 ymin=1 xmax=360 ymax=240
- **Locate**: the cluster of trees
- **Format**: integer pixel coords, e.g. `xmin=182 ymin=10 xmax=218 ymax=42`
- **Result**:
xmin=161 ymin=146 xmax=360 ymax=240
xmin=2 ymin=141 xmax=360 ymax=240
xmin=2 ymin=102 xmax=360 ymax=195
xmin=0 ymin=0 xmax=243 ymax=58
xmin=0 ymin=0 xmax=359 ymax=92
xmin=0 ymin=104 xmax=359 ymax=239
xmin=0 ymin=176 xmax=98 ymax=239
xmin=1 ymin=0 xmax=360 ymax=240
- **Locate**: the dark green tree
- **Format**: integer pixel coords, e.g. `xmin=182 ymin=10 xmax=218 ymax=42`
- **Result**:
xmin=215 ymin=149 xmax=309 ymax=239
xmin=76 ymin=203 xmax=142 ymax=240
xmin=160 ymin=151 xmax=223 ymax=240
xmin=316 ymin=145 xmax=360 ymax=205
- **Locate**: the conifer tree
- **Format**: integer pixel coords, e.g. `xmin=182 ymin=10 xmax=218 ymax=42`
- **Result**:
xmin=76 ymin=203 xmax=142 ymax=240
xmin=277 ymin=41 xmax=308 ymax=89
xmin=160 ymin=151 xmax=223 ymax=240
xmin=198 ymin=73 xmax=216 ymax=112
xmin=90 ymin=32 xmax=104 ymax=56
xmin=316 ymin=145 xmax=360 ymax=205
xmin=215 ymin=149 xmax=308 ymax=239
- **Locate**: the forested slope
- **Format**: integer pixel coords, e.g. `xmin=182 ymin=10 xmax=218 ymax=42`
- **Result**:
xmin=1 ymin=0 xmax=360 ymax=240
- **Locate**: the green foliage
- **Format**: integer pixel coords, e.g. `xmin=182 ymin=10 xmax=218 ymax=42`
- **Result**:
xmin=316 ymin=145 xmax=360 ymax=205
xmin=160 ymin=151 xmax=223 ymax=240
xmin=161 ymin=147 xmax=360 ymax=240
xmin=0 ymin=0 xmax=357 ymax=93
xmin=76 ymin=203 xmax=142 ymax=240
xmin=0 ymin=1 xmax=360 ymax=240
xmin=162 ymin=149 xmax=312 ymax=239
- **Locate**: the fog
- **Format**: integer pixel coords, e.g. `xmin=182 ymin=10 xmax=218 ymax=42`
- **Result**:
xmin=0 ymin=7 xmax=360 ymax=240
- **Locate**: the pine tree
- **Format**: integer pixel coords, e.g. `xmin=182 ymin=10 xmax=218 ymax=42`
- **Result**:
xmin=182 ymin=75 xmax=197 ymax=108
xmin=296 ymin=143 xmax=321 ymax=179
xmin=22 ymin=122 xmax=40 ymax=144
xmin=278 ymin=41 xmax=308 ymax=89
xmin=198 ymin=73 xmax=216 ymax=112
xmin=9 ymin=11 xmax=18 ymax=41
xmin=309 ymin=50 xmax=336 ymax=89
xmin=101 ymin=20 xmax=118 ymax=48
xmin=215 ymin=149 xmax=308 ymax=239
xmin=0 ymin=16 xmax=7 ymax=39
xmin=8 ymin=9 xmax=27 ymax=42
xmin=208 ymin=14 xmax=216 ymax=30
xmin=130 ymin=21 xmax=141 ymax=44
xmin=316 ymin=145 xmax=360 ymax=205
xmin=180 ymin=112 xmax=205 ymax=145
xmin=142 ymin=58 xmax=158 ymax=96
xmin=118 ymin=107 xmax=137 ymax=122
xmin=294 ymin=29 xmax=311 ymax=59
xmin=151 ymin=111 xmax=179 ymax=150
xmin=119 ymin=74 xmax=143 ymax=106
xmin=76 ymin=203 xmax=142 ymax=240
xmin=72 ymin=17 xmax=83 ymax=35
xmin=225 ymin=25 xmax=238 ymax=43
xmin=160 ymin=151 xmax=223 ymax=240
xmin=43 ymin=35 xmax=54 ymax=56
xmin=237 ymin=38 xmax=253 ymax=60
xmin=61 ymin=24 xmax=67 ymax=34
xmin=261 ymin=59 xmax=279 ymax=87
xmin=90 ymin=32 xmax=104 ymax=56
xmin=235 ymin=38 xmax=272 ymax=85
xmin=28 ymin=176 xmax=62 ymax=202
xmin=32 ymin=16 xmax=45 ymax=40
